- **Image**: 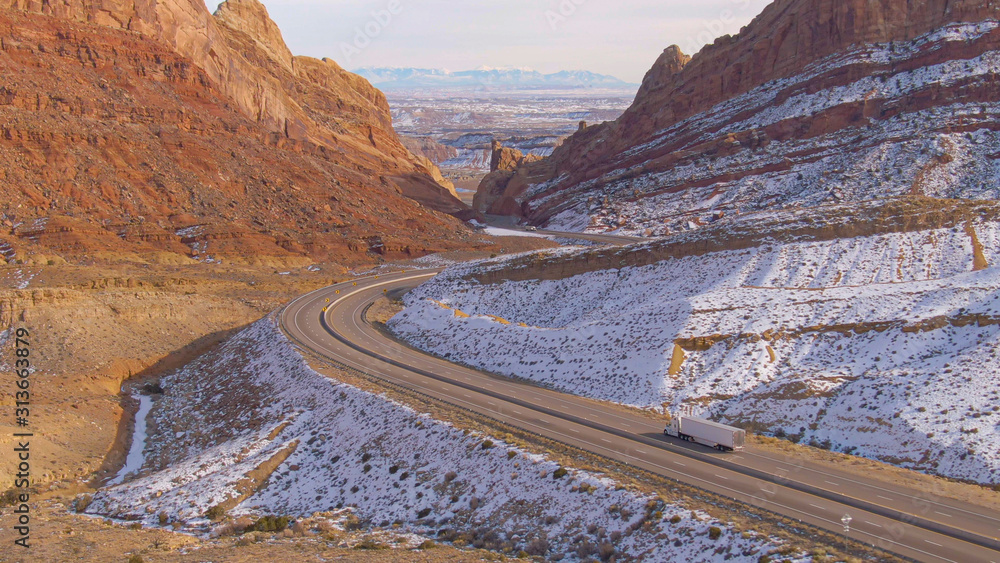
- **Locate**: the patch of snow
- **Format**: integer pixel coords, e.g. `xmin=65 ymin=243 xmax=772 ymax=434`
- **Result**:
xmin=108 ymin=393 xmax=154 ymax=486
xmin=392 ymin=222 xmax=1000 ymax=483
xmin=483 ymin=227 xmax=547 ymax=238
xmin=88 ymin=318 xmax=802 ymax=561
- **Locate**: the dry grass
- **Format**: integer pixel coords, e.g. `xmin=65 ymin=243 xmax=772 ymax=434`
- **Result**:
xmin=296 ymin=350 xmax=902 ymax=563
xmin=0 ymin=501 xmax=506 ymax=563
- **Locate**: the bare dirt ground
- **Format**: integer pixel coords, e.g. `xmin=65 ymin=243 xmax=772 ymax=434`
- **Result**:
xmin=0 ymin=251 xmax=555 ymax=563
xmin=0 ymin=501 xmax=506 ymax=563
xmin=2 ymin=247 xmax=989 ymax=562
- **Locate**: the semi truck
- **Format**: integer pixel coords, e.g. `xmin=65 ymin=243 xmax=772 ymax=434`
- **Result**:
xmin=664 ymin=415 xmax=746 ymax=452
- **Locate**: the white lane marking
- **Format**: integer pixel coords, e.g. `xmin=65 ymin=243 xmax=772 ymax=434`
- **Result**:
xmin=291 ymin=277 xmax=967 ymax=563
xmin=809 ymin=503 xmax=826 ymax=511
xmin=866 ymin=521 xmax=882 ymax=528
xmin=602 ymin=438 xmax=612 ymax=443
xmin=714 ymin=474 xmax=729 ymax=481
xmin=934 ymin=511 xmax=953 ymax=518
xmin=290 ymin=308 xmax=964 ymax=563
xmin=925 ymin=540 xmax=942 ymax=547
xmin=877 ymin=495 xmax=893 ymax=501
xmin=673 ymin=461 xmax=686 ymax=467
xmin=636 ymin=449 xmax=648 ymax=454
xmin=569 ymin=429 xmax=580 ymax=434
xmin=513 ymin=410 xmax=523 ymax=415
xmin=824 ymin=480 xmax=840 ymax=486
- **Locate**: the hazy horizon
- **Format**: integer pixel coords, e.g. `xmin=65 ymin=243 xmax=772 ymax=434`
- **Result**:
xmin=236 ymin=0 xmax=773 ymax=84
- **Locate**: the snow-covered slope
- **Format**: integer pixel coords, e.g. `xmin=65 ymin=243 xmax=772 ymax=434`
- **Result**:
xmin=391 ymin=216 xmax=1000 ymax=484
xmin=88 ymin=317 xmax=801 ymax=562
xmin=474 ymin=11 xmax=1000 ymax=234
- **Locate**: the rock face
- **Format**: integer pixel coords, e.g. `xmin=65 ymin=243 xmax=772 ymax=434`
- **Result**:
xmin=477 ymin=0 xmax=1000 ymax=234
xmin=401 ymin=136 xmax=460 ymax=166
xmin=0 ymin=0 xmax=471 ymax=264
xmin=473 ymin=141 xmax=545 ymax=217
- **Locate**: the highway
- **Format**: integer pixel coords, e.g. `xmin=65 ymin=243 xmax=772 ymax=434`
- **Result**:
xmin=482 ymin=214 xmax=646 ymax=246
xmin=281 ymin=270 xmax=1000 ymax=563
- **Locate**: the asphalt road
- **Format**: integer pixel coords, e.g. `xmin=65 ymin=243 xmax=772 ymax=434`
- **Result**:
xmin=281 ymin=270 xmax=1000 ymax=563
xmin=482 ymin=214 xmax=645 ymax=246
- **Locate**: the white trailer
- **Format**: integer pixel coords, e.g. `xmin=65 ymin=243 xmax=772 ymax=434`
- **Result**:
xmin=664 ymin=416 xmax=746 ymax=452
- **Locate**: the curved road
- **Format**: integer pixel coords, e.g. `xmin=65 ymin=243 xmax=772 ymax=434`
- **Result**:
xmin=281 ymin=270 xmax=1000 ymax=563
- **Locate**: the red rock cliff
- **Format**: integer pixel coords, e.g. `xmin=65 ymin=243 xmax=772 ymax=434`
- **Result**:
xmin=0 ymin=0 xmax=475 ymax=264
xmin=477 ymin=0 xmax=1000 ymax=235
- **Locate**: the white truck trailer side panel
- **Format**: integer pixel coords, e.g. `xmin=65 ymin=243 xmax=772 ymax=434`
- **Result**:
xmin=680 ymin=417 xmax=744 ymax=450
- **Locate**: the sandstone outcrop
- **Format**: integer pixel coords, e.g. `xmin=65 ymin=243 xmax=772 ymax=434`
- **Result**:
xmin=476 ymin=0 xmax=1000 ymax=234
xmin=0 ymin=0 xmax=473 ymax=264
xmin=402 ymin=136 xmax=460 ymax=167
xmin=473 ymin=141 xmax=545 ymax=217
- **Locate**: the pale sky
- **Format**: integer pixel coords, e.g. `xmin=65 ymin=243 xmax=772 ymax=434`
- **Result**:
xmin=236 ymin=0 xmax=774 ymax=83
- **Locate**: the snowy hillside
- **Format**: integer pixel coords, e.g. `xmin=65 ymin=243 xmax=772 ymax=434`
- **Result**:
xmin=391 ymin=218 xmax=1000 ymax=484
xmin=496 ymin=20 xmax=1000 ymax=235
xmin=87 ymin=318 xmax=801 ymax=562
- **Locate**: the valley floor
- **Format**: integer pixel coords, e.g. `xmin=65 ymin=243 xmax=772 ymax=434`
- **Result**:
xmin=391 ymin=213 xmax=1000 ymax=486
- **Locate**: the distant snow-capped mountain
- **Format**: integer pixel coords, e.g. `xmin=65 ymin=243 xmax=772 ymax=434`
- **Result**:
xmin=354 ymin=67 xmax=638 ymax=91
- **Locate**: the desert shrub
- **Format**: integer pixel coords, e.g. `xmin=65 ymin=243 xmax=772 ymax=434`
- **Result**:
xmin=576 ymin=540 xmax=597 ymax=558
xmin=481 ymin=440 xmax=494 ymax=450
xmin=416 ymin=540 xmax=436 ymax=550
xmin=444 ymin=471 xmax=458 ymax=483
xmin=552 ymin=467 xmax=568 ymax=479
xmin=127 ymin=556 xmax=144 ymax=563
xmin=416 ymin=507 xmax=432 ymax=519
xmin=158 ymin=513 xmax=169 ymax=526
xmin=507 ymin=451 xmax=517 ymax=459
xmin=291 ymin=520 xmax=309 ymax=536
xmin=205 ymin=504 xmax=226 ymax=521
xmin=354 ymin=538 xmax=389 ymax=550
xmin=342 ymin=513 xmax=363 ymax=531
xmin=599 ymin=541 xmax=616 ymax=561
xmin=247 ymin=515 xmax=289 ymax=533
xmin=0 ymin=489 xmax=19 ymax=507
xmin=526 ymin=537 xmax=550 ymax=555
xmin=74 ymin=494 xmax=93 ymax=513
xmin=709 ymin=526 xmax=723 ymax=540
